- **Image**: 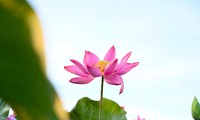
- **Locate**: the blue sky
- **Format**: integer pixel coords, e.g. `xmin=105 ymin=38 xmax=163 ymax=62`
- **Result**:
xmin=28 ymin=0 xmax=200 ymax=119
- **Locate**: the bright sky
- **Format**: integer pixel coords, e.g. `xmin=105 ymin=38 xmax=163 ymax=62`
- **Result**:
xmin=28 ymin=0 xmax=200 ymax=120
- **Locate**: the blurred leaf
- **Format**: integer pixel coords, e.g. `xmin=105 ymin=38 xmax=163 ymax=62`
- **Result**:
xmin=192 ymin=96 xmax=200 ymax=120
xmin=0 ymin=98 xmax=10 ymax=120
xmin=70 ymin=97 xmax=127 ymax=120
xmin=0 ymin=0 xmax=68 ymax=120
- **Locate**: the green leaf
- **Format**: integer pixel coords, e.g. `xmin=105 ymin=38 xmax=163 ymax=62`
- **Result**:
xmin=70 ymin=97 xmax=127 ymax=120
xmin=0 ymin=0 xmax=68 ymax=120
xmin=192 ymin=96 xmax=200 ymax=120
xmin=0 ymin=98 xmax=10 ymax=120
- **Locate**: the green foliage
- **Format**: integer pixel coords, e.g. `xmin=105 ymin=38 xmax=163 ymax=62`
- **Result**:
xmin=70 ymin=97 xmax=127 ymax=120
xmin=192 ymin=97 xmax=200 ymax=120
xmin=0 ymin=98 xmax=10 ymax=120
xmin=0 ymin=0 xmax=67 ymax=119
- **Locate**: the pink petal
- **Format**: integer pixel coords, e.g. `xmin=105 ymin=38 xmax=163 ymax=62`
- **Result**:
xmin=116 ymin=62 xmax=139 ymax=75
xmin=119 ymin=81 xmax=124 ymax=94
xmin=104 ymin=59 xmax=118 ymax=76
xmin=104 ymin=45 xmax=116 ymax=61
xmin=6 ymin=114 xmax=16 ymax=120
xmin=70 ymin=59 xmax=89 ymax=74
xmin=86 ymin=65 xmax=102 ymax=77
xmin=116 ymin=51 xmax=132 ymax=71
xmin=104 ymin=74 xmax=122 ymax=85
xmin=64 ymin=65 xmax=89 ymax=77
xmin=84 ymin=51 xmax=99 ymax=66
xmin=137 ymin=116 xmax=145 ymax=120
xmin=69 ymin=76 xmax=94 ymax=84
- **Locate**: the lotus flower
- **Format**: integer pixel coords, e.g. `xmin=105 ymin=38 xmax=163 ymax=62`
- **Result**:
xmin=6 ymin=114 xmax=16 ymax=120
xmin=64 ymin=45 xmax=139 ymax=94
xmin=133 ymin=115 xmax=145 ymax=120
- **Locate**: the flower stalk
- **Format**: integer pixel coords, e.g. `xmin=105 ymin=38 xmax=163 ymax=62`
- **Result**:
xmin=99 ymin=76 xmax=104 ymax=120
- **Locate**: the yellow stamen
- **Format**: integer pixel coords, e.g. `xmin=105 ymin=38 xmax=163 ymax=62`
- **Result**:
xmin=95 ymin=60 xmax=110 ymax=73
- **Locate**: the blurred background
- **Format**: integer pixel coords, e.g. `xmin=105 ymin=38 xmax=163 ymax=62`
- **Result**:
xmin=28 ymin=0 xmax=200 ymax=119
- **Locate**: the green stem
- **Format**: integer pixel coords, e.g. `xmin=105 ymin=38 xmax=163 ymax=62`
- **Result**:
xmin=99 ymin=76 xmax=104 ymax=120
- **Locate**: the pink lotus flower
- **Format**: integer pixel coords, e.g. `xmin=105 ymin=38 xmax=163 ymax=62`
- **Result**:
xmin=133 ymin=115 xmax=145 ymax=120
xmin=64 ymin=46 xmax=139 ymax=94
xmin=121 ymin=106 xmax=125 ymax=110
xmin=6 ymin=114 xmax=16 ymax=120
